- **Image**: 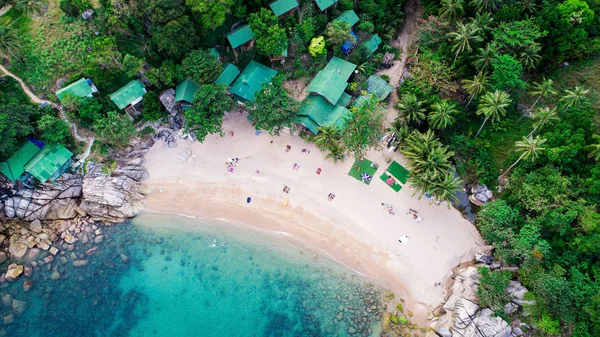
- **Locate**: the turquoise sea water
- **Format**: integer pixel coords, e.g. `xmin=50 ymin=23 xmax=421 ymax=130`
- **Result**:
xmin=2 ymin=213 xmax=386 ymax=337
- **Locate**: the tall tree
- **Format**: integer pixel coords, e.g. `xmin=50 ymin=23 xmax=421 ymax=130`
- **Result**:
xmin=560 ymin=86 xmax=590 ymax=111
xmin=472 ymin=43 xmax=496 ymax=72
xmin=469 ymin=0 xmax=498 ymax=13
xmin=439 ymin=0 xmax=464 ymax=21
xmin=490 ymin=54 xmax=526 ymax=91
xmin=470 ymin=11 xmax=493 ymax=35
xmin=462 ymin=71 xmax=490 ymax=108
xmin=248 ymin=75 xmax=299 ymax=135
xmin=184 ymin=84 xmax=231 ymax=142
xmin=248 ymin=8 xmax=287 ymax=56
xmin=448 ymin=23 xmax=483 ymax=61
xmin=324 ymin=20 xmax=353 ymax=49
xmin=529 ymin=78 xmax=557 ymax=110
xmin=0 ymin=104 xmax=34 ymax=156
xmin=0 ymin=26 xmax=20 ymax=60
xmin=15 ymin=0 xmax=43 ymax=16
xmin=585 ymin=135 xmax=600 ymax=162
xmin=93 ymin=111 xmax=136 ymax=148
xmin=38 ymin=114 xmax=71 ymax=144
xmin=180 ymin=49 xmax=222 ymax=84
xmin=500 ymin=135 xmax=547 ymax=179
xmin=342 ymin=94 xmax=384 ymax=159
xmin=151 ymin=16 xmax=198 ymax=59
xmin=428 ymin=100 xmax=459 ymax=132
xmin=395 ymin=93 xmax=426 ymax=125
xmin=314 ymin=125 xmax=341 ymax=151
xmin=475 ymin=90 xmax=511 ymax=138
xmin=528 ymin=106 xmax=559 ymax=137
xmin=186 ymin=0 xmax=234 ymax=30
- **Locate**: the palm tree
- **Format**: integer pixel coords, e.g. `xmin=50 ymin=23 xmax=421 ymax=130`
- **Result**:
xmin=429 ymin=171 xmax=463 ymax=204
xmin=584 ymin=135 xmax=600 ymax=162
xmin=326 ymin=145 xmax=345 ymax=163
xmin=390 ymin=119 xmax=409 ymax=142
xmin=395 ymin=93 xmax=426 ymax=125
xmin=462 ymin=71 xmax=490 ymax=108
xmin=314 ymin=125 xmax=341 ymax=150
xmin=518 ymin=45 xmax=541 ymax=71
xmin=428 ymin=100 xmax=459 ymax=132
xmin=500 ymin=135 xmax=546 ymax=179
xmin=560 ymin=86 xmax=590 ymax=111
xmin=403 ymin=130 xmax=454 ymax=178
xmin=0 ymin=26 xmax=20 ymax=59
xmin=439 ymin=0 xmax=465 ymax=21
xmin=469 ymin=0 xmax=498 ymax=13
xmin=528 ymin=106 xmax=559 ymax=137
xmin=475 ymin=90 xmax=511 ymax=138
xmin=528 ymin=78 xmax=556 ymax=110
xmin=448 ymin=23 xmax=483 ymax=61
xmin=470 ymin=12 xmax=493 ymax=35
xmin=472 ymin=43 xmax=496 ymax=72
xmin=15 ymin=0 xmax=44 ymax=16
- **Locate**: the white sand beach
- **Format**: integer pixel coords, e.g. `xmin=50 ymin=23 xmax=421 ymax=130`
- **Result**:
xmin=142 ymin=112 xmax=484 ymax=320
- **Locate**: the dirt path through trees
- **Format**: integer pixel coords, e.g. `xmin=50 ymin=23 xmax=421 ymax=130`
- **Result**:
xmin=377 ymin=0 xmax=423 ymax=124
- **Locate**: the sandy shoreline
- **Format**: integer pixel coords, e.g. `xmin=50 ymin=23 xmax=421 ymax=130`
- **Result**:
xmin=141 ymin=112 xmax=484 ymax=321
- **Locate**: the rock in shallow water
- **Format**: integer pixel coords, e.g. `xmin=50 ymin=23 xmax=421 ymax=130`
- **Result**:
xmin=72 ymin=260 xmax=89 ymax=267
xmin=11 ymin=299 xmax=26 ymax=316
xmin=4 ymin=264 xmax=24 ymax=281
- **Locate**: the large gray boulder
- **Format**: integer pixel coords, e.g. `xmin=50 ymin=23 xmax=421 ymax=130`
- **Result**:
xmin=3 ymin=174 xmax=82 ymax=221
xmin=473 ymin=309 xmax=512 ymax=337
xmin=79 ymin=150 xmax=147 ymax=223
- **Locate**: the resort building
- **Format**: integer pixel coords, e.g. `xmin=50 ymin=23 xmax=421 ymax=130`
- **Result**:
xmin=226 ymin=25 xmax=254 ymax=51
xmin=109 ymin=80 xmax=147 ymax=117
xmin=314 ymin=0 xmax=338 ymax=11
xmin=361 ymin=34 xmax=382 ymax=58
xmin=175 ymin=79 xmax=200 ymax=108
xmin=228 ymin=61 xmax=277 ymax=103
xmin=55 ymin=78 xmax=98 ymax=103
xmin=335 ymin=10 xmax=359 ymax=27
xmin=269 ymin=0 xmax=299 ymax=17
xmin=296 ymin=57 xmax=356 ymax=134
xmin=366 ymin=75 xmax=394 ymax=100
xmin=0 ymin=141 xmax=72 ymax=184
xmin=214 ymin=64 xmax=241 ymax=87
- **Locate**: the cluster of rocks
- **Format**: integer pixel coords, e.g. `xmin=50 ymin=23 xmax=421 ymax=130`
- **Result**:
xmin=427 ymin=249 xmax=533 ymax=337
xmin=468 ymin=185 xmax=493 ymax=206
xmin=0 ymin=217 xmax=112 ymax=332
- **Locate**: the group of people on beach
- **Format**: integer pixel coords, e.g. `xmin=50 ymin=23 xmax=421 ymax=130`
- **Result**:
xmin=382 ymin=203 xmax=395 ymax=215
xmin=226 ymin=158 xmax=239 ymax=173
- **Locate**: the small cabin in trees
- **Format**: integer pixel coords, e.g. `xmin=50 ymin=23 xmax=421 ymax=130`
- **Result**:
xmin=269 ymin=0 xmax=299 ymax=17
xmin=109 ymin=80 xmax=147 ymax=118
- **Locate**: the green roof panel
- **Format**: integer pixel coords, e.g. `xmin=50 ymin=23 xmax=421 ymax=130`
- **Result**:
xmin=323 ymin=56 xmax=356 ymax=81
xmin=324 ymin=105 xmax=351 ymax=130
xmin=294 ymin=115 xmax=320 ymax=134
xmin=269 ymin=0 xmax=299 ymax=16
xmin=305 ymin=57 xmax=356 ymax=104
xmin=298 ymin=95 xmax=335 ymax=125
xmin=0 ymin=141 xmax=41 ymax=181
xmin=229 ymin=61 xmax=277 ymax=102
xmin=354 ymin=94 xmax=369 ymax=107
xmin=226 ymin=25 xmax=254 ymax=49
xmin=315 ymin=0 xmax=338 ymax=11
xmin=336 ymin=10 xmax=359 ymax=27
xmin=23 ymin=144 xmax=72 ymax=183
xmin=362 ymin=34 xmax=382 ymax=57
xmin=336 ymin=92 xmax=351 ymax=107
xmin=215 ymin=64 xmax=241 ymax=87
xmin=210 ymin=48 xmax=220 ymax=58
xmin=175 ymin=79 xmax=200 ymax=103
xmin=109 ymin=80 xmax=146 ymax=110
xmin=367 ymin=75 xmax=394 ymax=100
xmin=56 ymin=78 xmax=94 ymax=102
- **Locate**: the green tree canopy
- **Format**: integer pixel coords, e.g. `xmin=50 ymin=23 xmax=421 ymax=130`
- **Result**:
xmin=248 ymin=75 xmax=299 ymax=135
xmin=342 ymin=94 xmax=384 ymax=159
xmin=180 ymin=49 xmax=222 ymax=84
xmin=248 ymin=8 xmax=287 ymax=56
xmin=0 ymin=104 xmax=34 ymax=157
xmin=490 ymin=54 xmax=526 ymax=91
xmin=146 ymin=0 xmax=187 ymax=25
xmin=325 ymin=20 xmax=353 ymax=49
xmin=38 ymin=114 xmax=71 ymax=144
xmin=142 ymin=92 xmax=167 ymax=122
xmin=75 ymin=97 xmax=104 ymax=128
xmin=0 ymin=26 xmax=20 ymax=59
xmin=151 ymin=16 xmax=199 ymax=59
xmin=186 ymin=0 xmax=233 ymax=30
xmin=93 ymin=111 xmax=136 ymax=148
xmin=184 ymin=84 xmax=232 ymax=142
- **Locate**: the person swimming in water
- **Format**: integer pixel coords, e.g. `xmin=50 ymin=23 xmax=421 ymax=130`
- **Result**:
xmin=211 ymin=239 xmax=217 ymax=247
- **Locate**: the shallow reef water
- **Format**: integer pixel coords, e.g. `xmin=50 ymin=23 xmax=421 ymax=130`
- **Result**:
xmin=2 ymin=213 xmax=386 ymax=337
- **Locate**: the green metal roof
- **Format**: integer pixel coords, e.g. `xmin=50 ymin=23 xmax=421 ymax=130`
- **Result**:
xmin=315 ymin=0 xmax=338 ymax=11
xmin=210 ymin=48 xmax=220 ymax=58
xmin=269 ymin=0 xmax=299 ymax=16
xmin=109 ymin=80 xmax=146 ymax=110
xmin=305 ymin=57 xmax=356 ymax=104
xmin=367 ymin=75 xmax=394 ymax=99
xmin=55 ymin=78 xmax=94 ymax=102
xmin=226 ymin=25 xmax=254 ymax=49
xmin=215 ymin=64 xmax=241 ymax=87
xmin=229 ymin=61 xmax=277 ymax=102
xmin=336 ymin=92 xmax=351 ymax=107
xmin=0 ymin=141 xmax=41 ymax=181
xmin=362 ymin=34 xmax=382 ymax=57
xmin=23 ymin=144 xmax=72 ymax=183
xmin=175 ymin=79 xmax=200 ymax=103
xmin=323 ymin=56 xmax=356 ymax=81
xmin=324 ymin=104 xmax=351 ymax=130
xmin=294 ymin=115 xmax=320 ymax=134
xmin=354 ymin=94 xmax=369 ymax=107
xmin=335 ymin=10 xmax=359 ymax=27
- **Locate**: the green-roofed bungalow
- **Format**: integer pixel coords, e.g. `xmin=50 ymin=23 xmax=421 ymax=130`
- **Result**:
xmin=215 ymin=64 xmax=241 ymax=87
xmin=335 ymin=10 xmax=359 ymax=27
xmin=336 ymin=92 xmax=351 ymax=107
xmin=0 ymin=141 xmax=41 ymax=181
xmin=367 ymin=75 xmax=394 ymax=100
xmin=23 ymin=144 xmax=73 ymax=183
xmin=323 ymin=56 xmax=356 ymax=81
xmin=229 ymin=61 xmax=277 ymax=102
xmin=354 ymin=94 xmax=369 ymax=107
xmin=175 ymin=79 xmax=200 ymax=106
xmin=226 ymin=25 xmax=254 ymax=49
xmin=109 ymin=80 xmax=147 ymax=110
xmin=55 ymin=78 xmax=98 ymax=103
xmin=361 ymin=34 xmax=382 ymax=58
xmin=296 ymin=95 xmax=351 ymax=134
xmin=294 ymin=115 xmax=320 ymax=134
xmin=314 ymin=0 xmax=338 ymax=11
xmin=270 ymin=0 xmax=299 ymax=16
xmin=306 ymin=57 xmax=356 ymax=104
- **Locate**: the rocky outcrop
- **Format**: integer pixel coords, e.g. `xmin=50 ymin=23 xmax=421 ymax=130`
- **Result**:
xmin=3 ymin=174 xmax=82 ymax=221
xmin=159 ymin=88 xmax=179 ymax=116
xmin=79 ymin=149 xmax=147 ymax=223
